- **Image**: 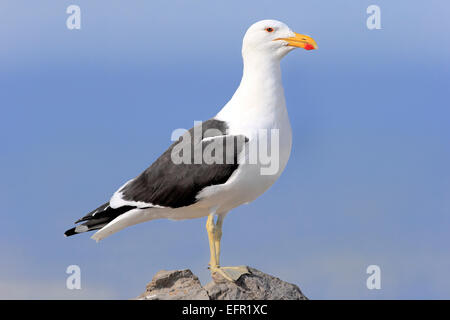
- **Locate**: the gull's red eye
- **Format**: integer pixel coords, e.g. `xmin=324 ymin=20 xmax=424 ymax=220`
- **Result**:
xmin=265 ymin=27 xmax=274 ymax=33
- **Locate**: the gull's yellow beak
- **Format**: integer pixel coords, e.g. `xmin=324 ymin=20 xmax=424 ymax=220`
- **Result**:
xmin=276 ymin=32 xmax=318 ymax=50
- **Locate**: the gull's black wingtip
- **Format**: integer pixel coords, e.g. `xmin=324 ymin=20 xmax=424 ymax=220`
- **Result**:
xmin=64 ymin=227 xmax=77 ymax=237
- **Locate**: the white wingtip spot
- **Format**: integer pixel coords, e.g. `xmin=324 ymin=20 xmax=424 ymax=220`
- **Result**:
xmin=75 ymin=225 xmax=89 ymax=233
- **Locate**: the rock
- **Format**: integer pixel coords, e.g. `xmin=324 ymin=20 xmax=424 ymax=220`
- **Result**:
xmin=137 ymin=267 xmax=307 ymax=300
xmin=137 ymin=269 xmax=209 ymax=300
xmin=205 ymin=267 xmax=307 ymax=300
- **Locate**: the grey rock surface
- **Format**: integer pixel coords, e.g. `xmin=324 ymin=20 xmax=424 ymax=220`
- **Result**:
xmin=137 ymin=267 xmax=307 ymax=300
xmin=137 ymin=269 xmax=209 ymax=300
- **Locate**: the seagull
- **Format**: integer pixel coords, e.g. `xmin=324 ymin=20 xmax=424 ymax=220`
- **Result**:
xmin=64 ymin=19 xmax=317 ymax=282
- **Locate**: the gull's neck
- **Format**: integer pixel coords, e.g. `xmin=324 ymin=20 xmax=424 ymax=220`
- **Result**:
xmin=239 ymin=53 xmax=283 ymax=99
xmin=216 ymin=52 xmax=286 ymax=122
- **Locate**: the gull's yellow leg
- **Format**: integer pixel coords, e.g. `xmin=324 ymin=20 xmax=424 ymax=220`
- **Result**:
xmin=206 ymin=214 xmax=249 ymax=282
xmin=213 ymin=215 xmax=224 ymax=265
xmin=206 ymin=214 xmax=218 ymax=268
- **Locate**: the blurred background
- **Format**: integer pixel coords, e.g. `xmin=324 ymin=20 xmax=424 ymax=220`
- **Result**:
xmin=0 ymin=0 xmax=449 ymax=299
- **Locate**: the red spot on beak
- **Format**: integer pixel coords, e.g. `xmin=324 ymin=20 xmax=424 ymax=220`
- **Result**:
xmin=304 ymin=44 xmax=315 ymax=51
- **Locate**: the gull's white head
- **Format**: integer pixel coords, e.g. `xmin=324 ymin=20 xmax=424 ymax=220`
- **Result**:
xmin=242 ymin=19 xmax=317 ymax=60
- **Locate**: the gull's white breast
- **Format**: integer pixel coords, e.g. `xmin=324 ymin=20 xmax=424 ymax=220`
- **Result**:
xmin=195 ymin=92 xmax=293 ymax=214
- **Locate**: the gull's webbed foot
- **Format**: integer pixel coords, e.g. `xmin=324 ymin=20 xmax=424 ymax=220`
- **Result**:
xmin=210 ymin=265 xmax=249 ymax=282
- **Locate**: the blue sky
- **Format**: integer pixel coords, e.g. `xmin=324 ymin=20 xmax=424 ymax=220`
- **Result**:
xmin=1 ymin=0 xmax=449 ymax=299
